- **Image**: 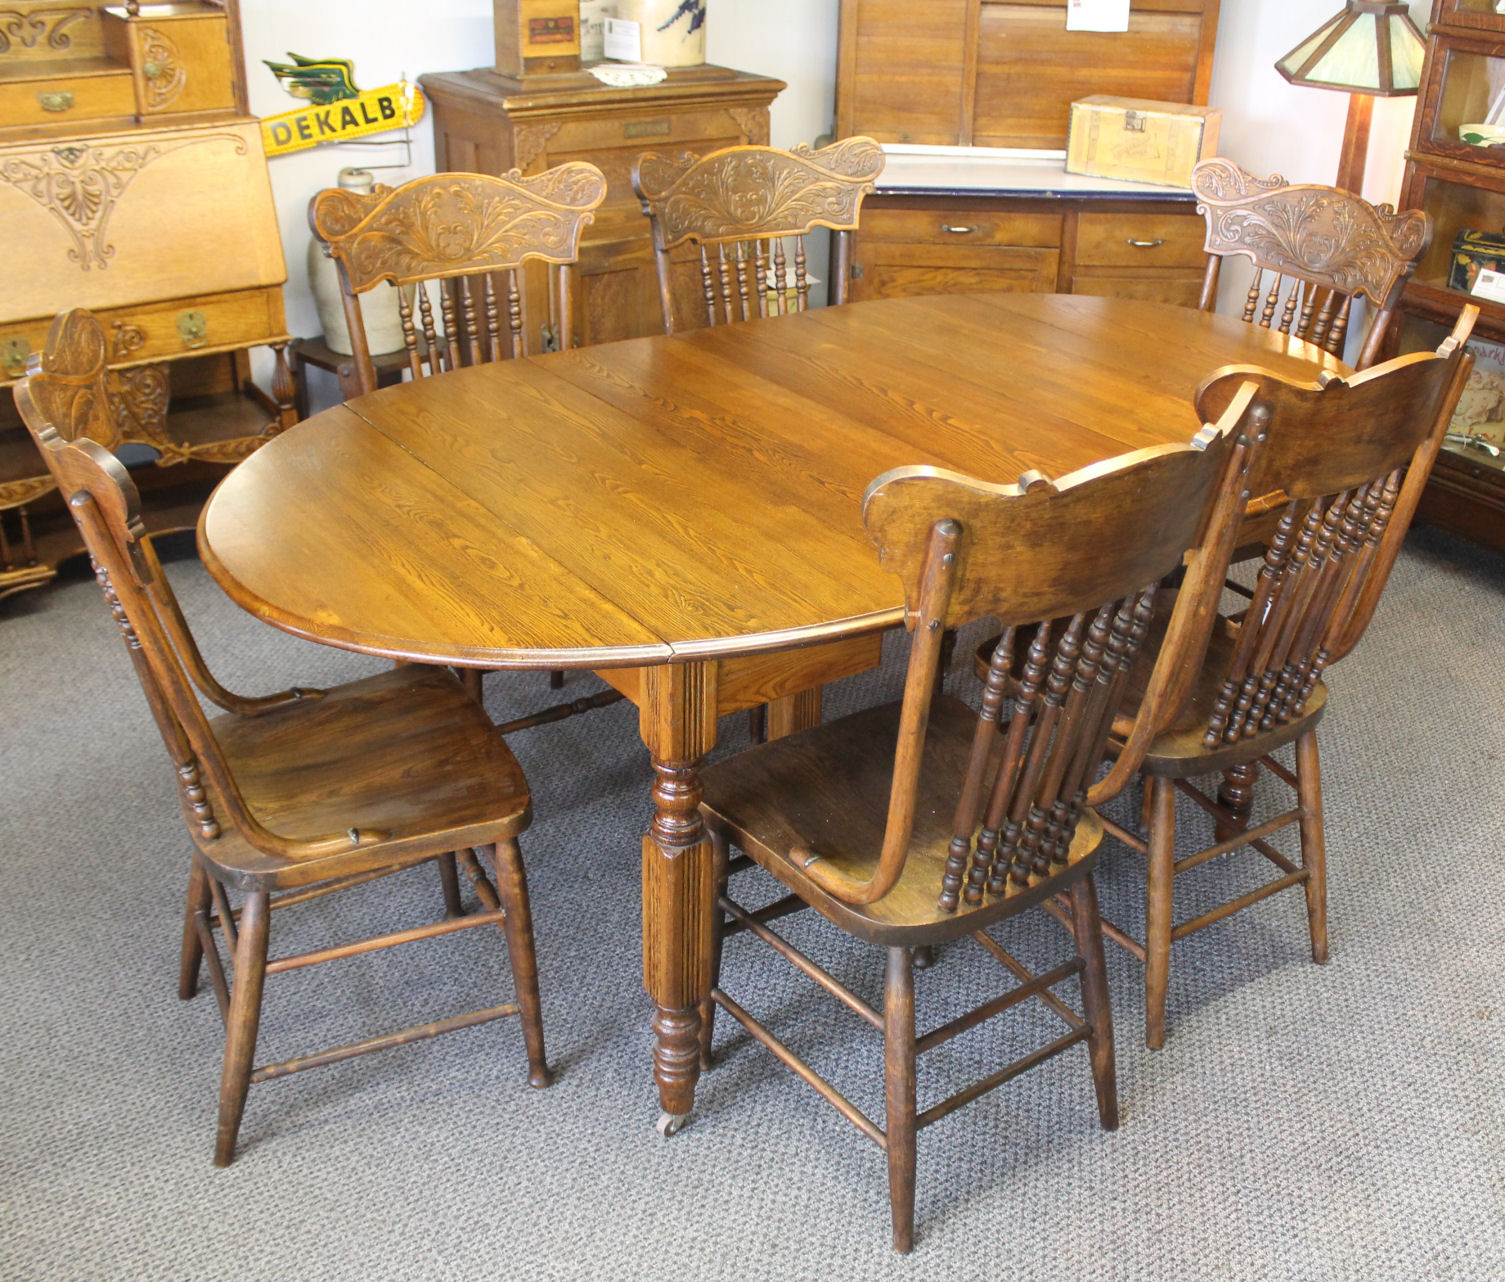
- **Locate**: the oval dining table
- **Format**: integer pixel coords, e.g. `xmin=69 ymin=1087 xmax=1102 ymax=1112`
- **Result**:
xmin=198 ymin=291 xmax=1346 ymax=1132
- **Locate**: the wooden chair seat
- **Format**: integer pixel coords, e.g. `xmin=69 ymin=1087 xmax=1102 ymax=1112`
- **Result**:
xmin=703 ymin=696 xmax=1104 ymax=944
xmin=202 ymin=665 xmax=530 ymax=886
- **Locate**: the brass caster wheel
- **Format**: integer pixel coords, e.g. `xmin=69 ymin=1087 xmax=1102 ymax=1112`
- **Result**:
xmin=656 ymin=1110 xmax=689 ymax=1139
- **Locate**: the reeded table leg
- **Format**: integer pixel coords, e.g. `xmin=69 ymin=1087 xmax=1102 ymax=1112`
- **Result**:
xmin=640 ymin=662 xmax=720 ymax=1134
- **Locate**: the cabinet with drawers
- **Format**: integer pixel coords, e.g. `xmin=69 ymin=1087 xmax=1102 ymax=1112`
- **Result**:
xmin=847 ymin=161 xmax=1207 ymax=309
xmin=0 ymin=1 xmax=293 ymax=602
xmin=420 ymin=64 xmax=786 ymax=346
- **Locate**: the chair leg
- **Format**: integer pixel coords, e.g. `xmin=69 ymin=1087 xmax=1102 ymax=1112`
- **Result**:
xmin=1295 ymin=731 xmax=1329 ymax=965
xmin=1215 ymin=761 xmax=1258 ymax=840
xmin=699 ymin=831 xmax=731 ymax=1070
xmin=1069 ymin=875 xmax=1118 ymax=1131
xmin=179 ymin=854 xmax=212 ymax=1000
xmin=215 ymin=886 xmax=269 ymax=1167
xmin=490 ymin=839 xmax=553 ymax=1089
xmin=884 ymin=945 xmax=917 ymax=1254
xmin=1144 ymin=775 xmax=1176 ymax=1050
xmin=436 ymin=851 xmax=464 ymax=920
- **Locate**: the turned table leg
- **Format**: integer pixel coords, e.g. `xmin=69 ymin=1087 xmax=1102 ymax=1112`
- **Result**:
xmin=640 ymin=661 xmax=720 ymax=1134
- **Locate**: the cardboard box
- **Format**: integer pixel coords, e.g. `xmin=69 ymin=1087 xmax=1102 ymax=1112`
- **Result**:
xmin=1066 ymin=96 xmax=1221 ymax=189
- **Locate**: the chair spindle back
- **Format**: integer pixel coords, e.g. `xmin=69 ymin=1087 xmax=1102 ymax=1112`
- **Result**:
xmin=309 ymin=165 xmax=607 ymax=395
xmin=1192 ymin=157 xmax=1431 ymax=370
xmin=1193 ymin=309 xmax=1476 ymax=747
xmin=825 ymin=398 xmax=1261 ymax=911
xmin=632 ymin=137 xmax=884 ymax=334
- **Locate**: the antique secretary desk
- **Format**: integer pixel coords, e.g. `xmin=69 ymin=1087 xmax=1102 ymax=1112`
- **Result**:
xmin=0 ymin=0 xmax=293 ymax=601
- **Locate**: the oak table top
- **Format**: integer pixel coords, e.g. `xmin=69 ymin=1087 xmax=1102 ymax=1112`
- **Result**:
xmin=199 ymin=292 xmax=1345 ymax=1127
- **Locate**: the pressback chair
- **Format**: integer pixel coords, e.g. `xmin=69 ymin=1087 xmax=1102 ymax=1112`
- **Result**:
xmin=308 ymin=163 xmax=607 ymax=397
xmin=1192 ymin=156 xmax=1432 ymax=370
xmin=1096 ymin=307 xmax=1476 ymax=1049
xmin=310 ymin=163 xmax=614 ymax=710
xmin=17 ymin=309 xmax=554 ymax=1166
xmin=632 ymin=136 xmax=884 ymax=335
xmin=698 ymin=396 xmax=1261 ymax=1251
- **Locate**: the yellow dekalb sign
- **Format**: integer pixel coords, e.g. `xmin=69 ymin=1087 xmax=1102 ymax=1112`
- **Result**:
xmin=261 ymin=84 xmax=425 ymax=157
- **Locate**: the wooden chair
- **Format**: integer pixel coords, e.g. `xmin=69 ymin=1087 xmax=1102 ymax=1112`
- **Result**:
xmin=696 ymin=395 xmax=1261 ymax=1251
xmin=1192 ymin=156 xmax=1432 ymax=370
xmin=632 ymin=136 xmax=884 ymax=335
xmin=309 ymin=163 xmax=614 ymax=711
xmin=1094 ymin=307 xmax=1476 ymax=1050
xmin=16 ymin=309 xmax=554 ymax=1166
xmin=309 ymin=163 xmax=607 ymax=394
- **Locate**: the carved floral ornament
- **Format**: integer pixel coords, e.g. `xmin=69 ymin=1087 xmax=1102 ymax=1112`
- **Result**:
xmin=634 ymin=137 xmax=884 ymax=248
xmin=0 ymin=5 xmax=89 ymax=54
xmin=140 ymin=26 xmax=186 ymax=110
xmin=1192 ymin=157 xmax=1429 ymax=302
xmin=0 ymin=134 xmax=247 ymax=271
xmin=312 ymin=165 xmax=607 ymax=290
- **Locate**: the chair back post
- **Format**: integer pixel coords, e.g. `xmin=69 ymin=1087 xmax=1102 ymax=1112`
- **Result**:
xmin=631 ymin=137 xmax=884 ymax=334
xmin=308 ymin=164 xmax=607 ymax=388
xmin=1192 ymin=157 xmax=1432 ymax=368
xmin=837 ymin=419 xmax=1250 ymax=913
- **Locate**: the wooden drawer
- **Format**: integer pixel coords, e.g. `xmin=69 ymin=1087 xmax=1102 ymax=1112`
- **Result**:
xmin=853 ymin=243 xmax=1061 ymax=300
xmin=0 ymin=286 xmax=288 ymax=386
xmin=0 ymin=65 xmax=135 ymax=129
xmin=1067 ymin=268 xmax=1205 ymax=307
xmin=1075 ymin=212 xmax=1207 ymax=268
xmin=550 ymin=107 xmax=754 ymax=156
xmin=103 ymin=11 xmax=239 ymax=117
xmin=858 ymin=208 xmax=1064 ymax=248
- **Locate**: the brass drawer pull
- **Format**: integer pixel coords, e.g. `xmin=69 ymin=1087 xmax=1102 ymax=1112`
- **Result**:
xmin=941 ymin=224 xmax=979 ymax=234
xmin=2 ymin=336 xmax=31 ymax=379
xmin=177 ymin=310 xmax=208 ymax=349
xmin=38 ymin=91 xmax=74 ymax=113
xmin=1126 ymin=238 xmax=1166 ymax=248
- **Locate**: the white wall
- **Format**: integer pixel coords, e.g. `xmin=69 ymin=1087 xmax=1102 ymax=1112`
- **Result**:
xmin=239 ymin=0 xmax=1426 ymax=384
xmin=1208 ymin=0 xmax=1429 ymax=204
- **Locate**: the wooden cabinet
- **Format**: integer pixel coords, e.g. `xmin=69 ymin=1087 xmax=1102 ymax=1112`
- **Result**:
xmin=847 ymin=173 xmax=1206 ymax=309
xmin=420 ymin=65 xmax=785 ymax=346
xmin=835 ymin=1 xmax=1215 ymax=312
xmin=0 ymin=1 xmax=293 ymax=602
xmin=835 ymin=0 xmax=1220 ymax=150
xmin=1391 ymin=2 xmax=1505 ymax=552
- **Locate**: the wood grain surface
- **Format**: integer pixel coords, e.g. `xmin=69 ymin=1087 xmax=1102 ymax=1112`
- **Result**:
xmin=200 ymin=293 xmax=1342 ymax=670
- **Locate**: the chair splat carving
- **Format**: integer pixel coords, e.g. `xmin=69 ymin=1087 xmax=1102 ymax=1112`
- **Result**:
xmin=1192 ymin=157 xmax=1431 ymax=369
xmin=633 ymin=137 xmax=883 ymax=333
xmin=309 ymin=164 xmax=607 ymax=394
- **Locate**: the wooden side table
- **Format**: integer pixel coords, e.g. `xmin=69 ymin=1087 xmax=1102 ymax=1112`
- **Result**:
xmin=288 ymin=337 xmax=410 ymax=419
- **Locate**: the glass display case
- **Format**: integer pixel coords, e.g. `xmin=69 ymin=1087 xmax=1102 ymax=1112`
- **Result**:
xmin=1391 ymin=1 xmax=1505 ymax=550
